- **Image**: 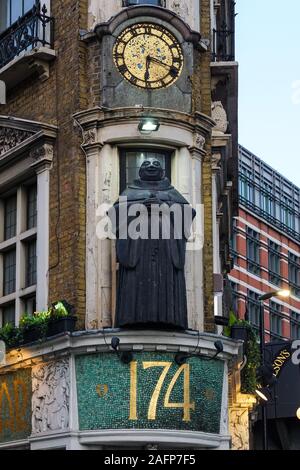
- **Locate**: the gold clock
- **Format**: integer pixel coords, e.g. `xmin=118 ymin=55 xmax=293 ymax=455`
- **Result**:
xmin=113 ymin=23 xmax=184 ymax=90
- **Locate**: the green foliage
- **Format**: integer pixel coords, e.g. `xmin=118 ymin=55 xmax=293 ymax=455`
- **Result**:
xmin=240 ymin=326 xmax=260 ymax=394
xmin=0 ymin=301 xmax=74 ymax=349
xmin=0 ymin=323 xmax=21 ymax=349
xmin=223 ymin=311 xmax=261 ymax=395
xmin=49 ymin=301 xmax=69 ymax=319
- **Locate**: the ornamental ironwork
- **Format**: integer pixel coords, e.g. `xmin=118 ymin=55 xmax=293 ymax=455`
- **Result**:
xmin=0 ymin=1 xmax=54 ymax=69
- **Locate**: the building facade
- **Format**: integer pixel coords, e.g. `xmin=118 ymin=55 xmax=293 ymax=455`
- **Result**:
xmin=0 ymin=0 xmax=243 ymax=450
xmin=230 ymin=145 xmax=300 ymax=342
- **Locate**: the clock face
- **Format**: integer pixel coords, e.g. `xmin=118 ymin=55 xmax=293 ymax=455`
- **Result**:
xmin=113 ymin=23 xmax=184 ymax=90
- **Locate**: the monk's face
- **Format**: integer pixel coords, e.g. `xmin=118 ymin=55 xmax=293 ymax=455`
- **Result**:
xmin=139 ymin=160 xmax=164 ymax=181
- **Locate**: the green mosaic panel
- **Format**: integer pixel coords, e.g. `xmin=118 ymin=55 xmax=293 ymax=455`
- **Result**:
xmin=0 ymin=368 xmax=32 ymax=443
xmin=76 ymin=352 xmax=224 ymax=434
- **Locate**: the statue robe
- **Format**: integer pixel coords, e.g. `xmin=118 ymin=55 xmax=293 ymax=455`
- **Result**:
xmin=109 ymin=178 xmax=195 ymax=330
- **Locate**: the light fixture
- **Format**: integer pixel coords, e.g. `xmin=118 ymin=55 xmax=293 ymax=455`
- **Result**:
xmin=255 ymin=388 xmax=269 ymax=402
xmin=138 ymin=117 xmax=160 ymax=134
xmin=259 ymin=289 xmax=290 ymax=301
xmin=296 ymin=408 xmax=300 ymax=420
xmin=110 ymin=336 xmax=133 ymax=364
xmin=175 ymin=340 xmax=224 ymax=366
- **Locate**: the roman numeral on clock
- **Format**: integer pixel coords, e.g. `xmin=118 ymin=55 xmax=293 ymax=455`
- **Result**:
xmin=118 ymin=64 xmax=127 ymax=74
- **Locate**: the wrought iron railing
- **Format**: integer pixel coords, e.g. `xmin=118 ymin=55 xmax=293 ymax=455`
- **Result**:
xmin=0 ymin=1 xmax=54 ymax=69
xmin=212 ymin=23 xmax=235 ymax=62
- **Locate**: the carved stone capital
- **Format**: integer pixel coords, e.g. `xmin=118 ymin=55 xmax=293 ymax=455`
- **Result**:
xmin=30 ymin=143 xmax=54 ymax=172
xmin=0 ymin=127 xmax=33 ymax=156
xmin=32 ymin=359 xmax=70 ymax=435
xmin=83 ymin=128 xmax=97 ymax=145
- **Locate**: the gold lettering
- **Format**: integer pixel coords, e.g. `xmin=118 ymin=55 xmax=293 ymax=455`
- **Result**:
xmin=0 ymin=382 xmax=14 ymax=434
xmin=164 ymin=364 xmax=195 ymax=422
xmin=129 ymin=361 xmax=138 ymax=421
xmin=143 ymin=362 xmax=171 ymax=420
xmin=13 ymin=379 xmax=28 ymax=432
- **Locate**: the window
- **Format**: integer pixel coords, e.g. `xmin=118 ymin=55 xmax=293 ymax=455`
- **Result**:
xmin=27 ymin=184 xmax=37 ymax=229
xmin=269 ymin=301 xmax=283 ymax=341
xmin=119 ymin=149 xmax=172 ymax=193
xmin=2 ymin=303 xmax=15 ymax=326
xmin=289 ymin=252 xmax=300 ymax=297
xmin=247 ymin=290 xmax=260 ymax=331
xmin=0 ymin=183 xmax=37 ymax=326
xmin=246 ymin=227 xmax=260 ymax=275
xmin=26 ymin=239 xmax=37 ymax=287
xmin=268 ymin=240 xmax=281 ymax=286
xmin=291 ymin=310 xmax=300 ymax=340
xmin=0 ymin=0 xmax=35 ymax=33
xmin=4 ymin=194 xmax=17 ymax=240
xmin=123 ymin=0 xmax=162 ymax=6
xmin=3 ymin=249 xmax=16 ymax=295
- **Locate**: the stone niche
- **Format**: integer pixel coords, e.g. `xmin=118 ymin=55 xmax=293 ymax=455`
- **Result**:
xmin=94 ymin=7 xmax=201 ymax=113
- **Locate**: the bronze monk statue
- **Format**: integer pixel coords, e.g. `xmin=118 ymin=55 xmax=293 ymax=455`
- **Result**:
xmin=109 ymin=160 xmax=196 ymax=330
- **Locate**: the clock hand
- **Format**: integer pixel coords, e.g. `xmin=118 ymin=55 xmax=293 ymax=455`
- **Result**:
xmin=148 ymin=56 xmax=174 ymax=69
xmin=144 ymin=55 xmax=150 ymax=81
xmin=148 ymin=56 xmax=179 ymax=77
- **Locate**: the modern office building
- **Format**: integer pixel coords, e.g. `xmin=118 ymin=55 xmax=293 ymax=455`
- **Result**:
xmin=229 ymin=144 xmax=300 ymax=342
xmin=0 ymin=0 xmax=245 ymax=450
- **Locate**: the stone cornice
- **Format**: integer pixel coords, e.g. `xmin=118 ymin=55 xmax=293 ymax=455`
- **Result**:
xmin=93 ymin=5 xmax=201 ymax=46
xmin=1 ymin=329 xmax=242 ymax=373
xmin=0 ymin=116 xmax=58 ymax=172
xmin=74 ymin=106 xmax=215 ymax=137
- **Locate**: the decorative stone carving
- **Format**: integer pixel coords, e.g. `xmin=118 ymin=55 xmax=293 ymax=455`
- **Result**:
xmin=83 ymin=129 xmax=97 ymax=145
xmin=0 ymin=127 xmax=33 ymax=156
xmin=169 ymin=1 xmax=189 ymax=20
xmin=229 ymin=408 xmax=250 ymax=450
xmin=211 ymin=101 xmax=228 ymax=133
xmin=194 ymin=133 xmax=206 ymax=150
xmin=30 ymin=144 xmax=54 ymax=162
xmin=32 ymin=359 xmax=70 ymax=434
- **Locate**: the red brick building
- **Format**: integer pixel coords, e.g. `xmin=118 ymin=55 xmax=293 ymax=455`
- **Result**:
xmin=229 ymin=145 xmax=300 ymax=342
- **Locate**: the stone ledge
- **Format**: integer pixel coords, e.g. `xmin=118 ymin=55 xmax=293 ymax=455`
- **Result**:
xmin=1 ymin=329 xmax=242 ymax=371
xmin=0 ymin=47 xmax=56 ymax=90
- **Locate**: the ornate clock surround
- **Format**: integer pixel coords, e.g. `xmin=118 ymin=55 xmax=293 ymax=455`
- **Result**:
xmin=95 ymin=6 xmax=201 ymax=112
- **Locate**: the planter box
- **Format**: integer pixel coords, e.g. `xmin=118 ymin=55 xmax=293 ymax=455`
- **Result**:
xmin=47 ymin=316 xmax=77 ymax=337
xmin=22 ymin=327 xmax=44 ymax=345
xmin=231 ymin=325 xmax=249 ymax=343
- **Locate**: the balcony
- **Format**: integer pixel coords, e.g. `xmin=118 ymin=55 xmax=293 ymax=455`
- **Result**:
xmin=212 ymin=23 xmax=235 ymax=62
xmin=0 ymin=1 xmax=55 ymax=90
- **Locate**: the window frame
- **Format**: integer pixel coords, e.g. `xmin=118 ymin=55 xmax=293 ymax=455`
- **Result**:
xmin=246 ymin=227 xmax=261 ymax=275
xmin=0 ymin=182 xmax=37 ymax=327
xmin=119 ymin=147 xmax=172 ymax=194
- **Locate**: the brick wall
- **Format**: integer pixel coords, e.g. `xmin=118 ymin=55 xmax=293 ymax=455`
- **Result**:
xmin=1 ymin=0 xmax=89 ymax=328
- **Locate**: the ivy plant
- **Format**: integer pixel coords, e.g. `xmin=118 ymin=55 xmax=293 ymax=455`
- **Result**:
xmin=223 ymin=311 xmax=261 ymax=394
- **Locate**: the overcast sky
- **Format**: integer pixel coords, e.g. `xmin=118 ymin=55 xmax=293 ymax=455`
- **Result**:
xmin=236 ymin=0 xmax=300 ymax=187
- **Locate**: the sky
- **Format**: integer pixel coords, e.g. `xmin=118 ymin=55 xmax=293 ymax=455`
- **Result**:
xmin=236 ymin=0 xmax=300 ymax=187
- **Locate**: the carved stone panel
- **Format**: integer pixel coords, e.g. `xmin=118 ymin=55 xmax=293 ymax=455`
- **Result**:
xmin=211 ymin=101 xmax=228 ymax=134
xmin=32 ymin=359 xmax=70 ymax=434
xmin=229 ymin=408 xmax=250 ymax=450
xmin=0 ymin=127 xmax=34 ymax=156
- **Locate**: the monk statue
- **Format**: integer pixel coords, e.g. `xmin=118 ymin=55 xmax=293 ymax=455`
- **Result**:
xmin=109 ymin=159 xmax=196 ymax=330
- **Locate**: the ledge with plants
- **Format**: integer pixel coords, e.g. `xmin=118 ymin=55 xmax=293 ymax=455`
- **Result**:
xmin=224 ymin=311 xmax=261 ymax=395
xmin=0 ymin=301 xmax=77 ymax=350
